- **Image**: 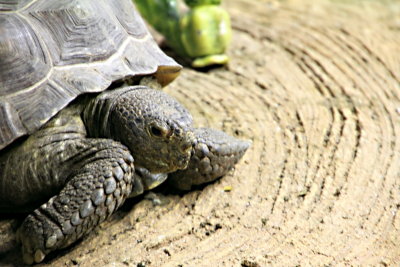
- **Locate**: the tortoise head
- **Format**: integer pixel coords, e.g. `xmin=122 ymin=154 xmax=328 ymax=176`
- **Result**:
xmin=85 ymin=86 xmax=194 ymax=174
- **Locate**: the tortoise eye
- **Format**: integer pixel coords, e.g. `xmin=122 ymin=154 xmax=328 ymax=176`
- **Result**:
xmin=149 ymin=124 xmax=169 ymax=138
xmin=151 ymin=126 xmax=163 ymax=137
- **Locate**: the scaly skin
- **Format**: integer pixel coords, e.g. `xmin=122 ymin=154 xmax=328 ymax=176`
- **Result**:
xmin=82 ymin=86 xmax=194 ymax=173
xmin=18 ymin=140 xmax=135 ymax=264
xmin=0 ymin=86 xmax=249 ymax=264
xmin=0 ymin=104 xmax=137 ymax=264
xmin=169 ymin=128 xmax=250 ymax=190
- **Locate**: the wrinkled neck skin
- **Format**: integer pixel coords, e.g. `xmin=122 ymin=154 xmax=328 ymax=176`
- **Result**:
xmin=82 ymin=85 xmax=194 ymax=174
xmin=82 ymin=78 xmax=159 ymax=137
xmin=82 ymin=86 xmax=133 ymax=139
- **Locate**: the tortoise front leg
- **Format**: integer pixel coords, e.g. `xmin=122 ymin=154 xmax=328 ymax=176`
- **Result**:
xmin=168 ymin=128 xmax=250 ymax=190
xmin=18 ymin=139 xmax=135 ymax=264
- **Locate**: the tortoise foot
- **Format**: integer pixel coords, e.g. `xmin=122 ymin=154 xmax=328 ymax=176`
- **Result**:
xmin=168 ymin=128 xmax=250 ymax=190
xmin=18 ymin=141 xmax=135 ymax=264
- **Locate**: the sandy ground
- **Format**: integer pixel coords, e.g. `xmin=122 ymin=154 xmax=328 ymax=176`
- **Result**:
xmin=1 ymin=0 xmax=400 ymax=266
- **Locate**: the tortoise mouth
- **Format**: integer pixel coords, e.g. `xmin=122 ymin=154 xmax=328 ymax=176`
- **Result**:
xmin=135 ymin=167 xmax=168 ymax=190
xmin=175 ymin=151 xmax=192 ymax=170
xmin=142 ymin=145 xmax=192 ymax=174
xmin=174 ymin=131 xmax=195 ymax=170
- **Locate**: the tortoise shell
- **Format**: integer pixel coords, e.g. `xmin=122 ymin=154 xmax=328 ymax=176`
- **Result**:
xmin=0 ymin=0 xmax=181 ymax=150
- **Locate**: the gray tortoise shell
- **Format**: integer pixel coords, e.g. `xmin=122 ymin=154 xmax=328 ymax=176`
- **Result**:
xmin=0 ymin=0 xmax=181 ymax=150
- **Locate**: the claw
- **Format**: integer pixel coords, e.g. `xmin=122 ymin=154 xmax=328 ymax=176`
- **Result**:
xmin=23 ymin=251 xmax=34 ymax=265
xmin=135 ymin=167 xmax=168 ymax=190
xmin=45 ymin=234 xmax=57 ymax=248
xmin=34 ymin=249 xmax=46 ymax=263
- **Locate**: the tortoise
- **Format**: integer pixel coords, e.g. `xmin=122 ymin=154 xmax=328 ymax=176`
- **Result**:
xmin=0 ymin=0 xmax=250 ymax=264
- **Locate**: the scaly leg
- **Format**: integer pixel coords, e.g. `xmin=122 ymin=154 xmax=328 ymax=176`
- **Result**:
xmin=168 ymin=128 xmax=250 ymax=190
xmin=18 ymin=139 xmax=135 ymax=264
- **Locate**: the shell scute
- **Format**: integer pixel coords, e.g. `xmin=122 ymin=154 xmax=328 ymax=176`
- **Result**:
xmin=0 ymin=0 xmax=181 ymax=150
